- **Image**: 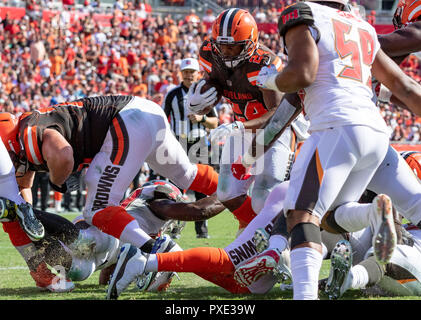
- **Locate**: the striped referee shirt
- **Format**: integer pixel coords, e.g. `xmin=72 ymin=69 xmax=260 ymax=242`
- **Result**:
xmin=163 ymin=83 xmax=217 ymax=143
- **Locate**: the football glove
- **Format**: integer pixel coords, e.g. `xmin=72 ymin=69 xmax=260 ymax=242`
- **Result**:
xmin=49 ymin=174 xmax=80 ymax=194
xmin=256 ymin=64 xmax=279 ymax=91
xmin=231 ymin=156 xmax=252 ymax=180
xmin=209 ymin=121 xmax=245 ymax=144
xmin=186 ymin=79 xmax=218 ymax=113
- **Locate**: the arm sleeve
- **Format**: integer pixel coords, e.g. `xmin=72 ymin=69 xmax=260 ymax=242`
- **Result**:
xmin=278 ymin=2 xmax=316 ymax=37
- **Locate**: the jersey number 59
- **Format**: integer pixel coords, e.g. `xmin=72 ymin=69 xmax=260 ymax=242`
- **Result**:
xmin=333 ymin=19 xmax=374 ymax=84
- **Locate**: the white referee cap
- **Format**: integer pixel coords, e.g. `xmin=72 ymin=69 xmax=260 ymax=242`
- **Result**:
xmin=180 ymin=58 xmax=200 ymax=71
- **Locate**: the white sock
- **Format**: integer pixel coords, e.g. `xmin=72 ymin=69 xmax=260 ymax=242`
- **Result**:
xmin=144 ymin=254 xmax=158 ymax=273
xmin=290 ymin=247 xmax=323 ymax=300
xmin=350 ymin=265 xmax=369 ymax=289
xmin=119 ymin=220 xmax=151 ymax=249
xmin=334 ymin=202 xmax=372 ymax=232
xmin=321 ymin=242 xmax=328 ymax=259
xmin=15 ymin=243 xmax=37 ymax=263
xmin=268 ymin=235 xmax=288 ymax=252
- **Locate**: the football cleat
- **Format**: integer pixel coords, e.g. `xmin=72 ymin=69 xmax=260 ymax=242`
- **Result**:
xmin=325 ymin=240 xmax=353 ymax=300
xmin=136 ymin=234 xmax=179 ymax=292
xmin=30 ymin=262 xmax=75 ymax=293
xmin=253 ymin=228 xmax=270 ymax=253
xmin=106 ymin=244 xmax=147 ymax=299
xmin=370 ymin=194 xmax=397 ymax=264
xmin=16 ymin=202 xmax=45 ymax=241
xmin=0 ymin=197 xmax=17 ymax=222
xmin=234 ymin=248 xmax=290 ymax=287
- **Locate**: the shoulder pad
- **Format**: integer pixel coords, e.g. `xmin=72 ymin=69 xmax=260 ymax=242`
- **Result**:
xmin=278 ymin=2 xmax=315 ymax=37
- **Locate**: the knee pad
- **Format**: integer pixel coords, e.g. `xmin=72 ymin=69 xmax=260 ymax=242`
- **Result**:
xmin=290 ymin=222 xmax=321 ymax=249
xmin=270 ymin=212 xmax=290 ymax=239
xmin=360 ymin=255 xmax=385 ymax=286
xmin=320 ymin=210 xmax=348 ymax=234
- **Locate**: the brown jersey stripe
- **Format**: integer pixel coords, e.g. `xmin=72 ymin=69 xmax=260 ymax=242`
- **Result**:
xmin=110 ymin=114 xmax=129 ymax=166
xmin=294 ymin=149 xmax=322 ymax=213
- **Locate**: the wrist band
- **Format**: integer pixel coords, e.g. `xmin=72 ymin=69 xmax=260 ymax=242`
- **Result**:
xmin=378 ymin=84 xmax=392 ymax=103
xmin=200 ymin=115 xmax=207 ymax=123
xmin=264 ymin=73 xmax=280 ymax=92
xmin=242 ymin=152 xmax=256 ymax=168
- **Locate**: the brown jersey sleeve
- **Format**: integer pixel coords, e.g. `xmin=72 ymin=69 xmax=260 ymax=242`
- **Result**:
xmin=199 ymin=40 xmax=214 ymax=76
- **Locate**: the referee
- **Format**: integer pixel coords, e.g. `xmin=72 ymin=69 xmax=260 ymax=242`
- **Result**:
xmin=164 ymin=58 xmax=218 ymax=238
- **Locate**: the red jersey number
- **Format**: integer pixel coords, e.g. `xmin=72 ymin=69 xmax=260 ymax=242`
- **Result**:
xmin=230 ymin=100 xmax=267 ymax=121
xmin=333 ymin=19 xmax=375 ymax=83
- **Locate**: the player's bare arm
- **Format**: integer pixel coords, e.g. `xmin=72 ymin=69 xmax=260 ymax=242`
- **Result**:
xmin=148 ymin=194 xmax=225 ymax=221
xmin=272 ymin=24 xmax=319 ymax=93
xmin=42 ymin=128 xmax=74 ymax=187
xmin=372 ymin=48 xmax=421 ymax=116
xmin=378 ymin=22 xmax=421 ymax=61
xmin=16 ymin=170 xmax=35 ymax=203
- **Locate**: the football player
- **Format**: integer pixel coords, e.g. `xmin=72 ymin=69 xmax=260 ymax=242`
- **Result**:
xmin=0 ymin=95 xmax=220 ymax=264
xmin=0 ymin=114 xmax=45 ymax=242
xmin=68 ymin=180 xmax=225 ymax=291
xmin=106 ymin=181 xmax=292 ymax=299
xmin=323 ymin=153 xmax=421 ymax=299
xmin=187 ymin=8 xmax=309 ymax=231
xmin=0 ymin=180 xmax=225 ymax=292
xmin=232 ymin=0 xmax=421 ymax=300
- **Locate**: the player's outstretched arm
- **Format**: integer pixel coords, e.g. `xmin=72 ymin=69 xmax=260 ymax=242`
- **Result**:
xmin=372 ymin=48 xmax=421 ymax=116
xmin=149 ymin=194 xmax=226 ymax=221
xmin=378 ymin=22 xmax=421 ymax=62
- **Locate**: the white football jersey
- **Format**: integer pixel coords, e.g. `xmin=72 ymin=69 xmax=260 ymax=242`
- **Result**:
xmin=296 ymin=2 xmax=389 ymax=133
xmin=0 ymin=140 xmax=25 ymax=205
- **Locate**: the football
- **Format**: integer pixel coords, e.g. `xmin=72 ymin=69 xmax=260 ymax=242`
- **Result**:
xmin=200 ymin=78 xmax=223 ymax=103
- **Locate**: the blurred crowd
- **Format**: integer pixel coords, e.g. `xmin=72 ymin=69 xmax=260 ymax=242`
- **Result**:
xmin=0 ymin=0 xmax=419 ymax=134
xmin=1 ymin=0 xmax=418 ymax=211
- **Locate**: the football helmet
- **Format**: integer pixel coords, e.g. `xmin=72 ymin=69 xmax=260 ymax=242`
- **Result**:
xmin=0 ymin=113 xmax=29 ymax=176
xmin=211 ymin=8 xmax=259 ymax=68
xmin=401 ymin=151 xmax=421 ymax=180
xmin=0 ymin=112 xmax=20 ymax=154
xmin=142 ymin=180 xmax=184 ymax=203
xmin=393 ymin=0 xmax=421 ymax=29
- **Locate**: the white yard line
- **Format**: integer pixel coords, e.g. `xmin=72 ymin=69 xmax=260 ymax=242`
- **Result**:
xmin=0 ymin=266 xmax=27 ymax=270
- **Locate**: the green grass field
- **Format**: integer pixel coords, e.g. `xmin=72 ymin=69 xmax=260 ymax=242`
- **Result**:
xmin=0 ymin=209 xmax=419 ymax=300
